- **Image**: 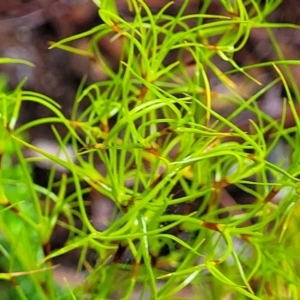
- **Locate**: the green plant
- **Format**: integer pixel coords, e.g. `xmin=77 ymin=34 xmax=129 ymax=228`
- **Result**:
xmin=1 ymin=1 xmax=300 ymax=299
xmin=0 ymin=65 xmax=58 ymax=299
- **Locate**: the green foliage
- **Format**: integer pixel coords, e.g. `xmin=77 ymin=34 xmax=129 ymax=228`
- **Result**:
xmin=1 ymin=0 xmax=300 ymax=299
